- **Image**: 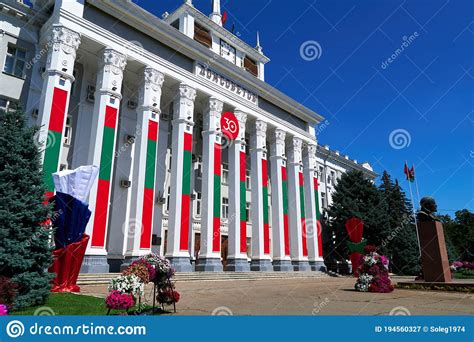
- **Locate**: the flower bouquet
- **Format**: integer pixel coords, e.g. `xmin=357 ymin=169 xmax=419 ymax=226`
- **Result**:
xmin=108 ymin=274 xmax=144 ymax=297
xmin=355 ymin=246 xmax=394 ymax=293
xmin=122 ymin=259 xmax=154 ymax=284
xmin=157 ymin=288 xmax=181 ymax=305
xmin=105 ymin=290 xmax=135 ymax=312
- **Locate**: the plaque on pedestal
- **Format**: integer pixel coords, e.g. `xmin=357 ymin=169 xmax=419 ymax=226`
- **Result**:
xmin=417 ymin=220 xmax=452 ymax=283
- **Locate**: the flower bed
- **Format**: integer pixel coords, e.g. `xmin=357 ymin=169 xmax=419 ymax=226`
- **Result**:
xmin=105 ymin=254 xmax=179 ymax=315
xmin=355 ymin=246 xmax=394 ymax=293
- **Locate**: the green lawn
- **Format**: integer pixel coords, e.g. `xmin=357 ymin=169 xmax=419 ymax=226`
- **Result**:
xmin=11 ymin=293 xmax=155 ymax=316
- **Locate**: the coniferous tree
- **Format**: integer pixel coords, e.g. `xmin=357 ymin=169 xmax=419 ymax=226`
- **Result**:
xmin=379 ymin=172 xmax=420 ymax=275
xmin=0 ymin=109 xmax=52 ymax=309
xmin=326 ymin=170 xmax=389 ymax=267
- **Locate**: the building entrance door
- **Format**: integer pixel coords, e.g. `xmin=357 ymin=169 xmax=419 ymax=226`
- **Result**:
xmin=221 ymin=236 xmax=228 ymax=267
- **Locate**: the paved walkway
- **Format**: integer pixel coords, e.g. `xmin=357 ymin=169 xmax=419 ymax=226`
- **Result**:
xmin=80 ymin=277 xmax=474 ymax=316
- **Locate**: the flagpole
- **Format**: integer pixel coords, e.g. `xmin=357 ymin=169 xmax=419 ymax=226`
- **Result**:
xmin=414 ymin=164 xmax=421 ymax=207
xmin=406 ymin=160 xmax=421 ymax=258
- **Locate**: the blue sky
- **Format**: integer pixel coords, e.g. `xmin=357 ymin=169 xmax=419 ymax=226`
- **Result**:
xmin=134 ymin=0 xmax=473 ymax=216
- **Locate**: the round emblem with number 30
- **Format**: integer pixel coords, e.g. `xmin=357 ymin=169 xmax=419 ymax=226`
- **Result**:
xmin=221 ymin=112 xmax=239 ymax=141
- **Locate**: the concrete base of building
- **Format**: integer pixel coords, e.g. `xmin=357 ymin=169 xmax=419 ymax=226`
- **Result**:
xmin=119 ymin=256 xmax=138 ymax=272
xmin=310 ymin=260 xmax=327 ymax=272
xmin=195 ymin=258 xmax=223 ymax=272
xmin=81 ymin=255 xmax=110 ymax=273
xmin=273 ymin=260 xmax=294 ymax=272
xmin=168 ymin=256 xmax=193 ymax=272
xmin=250 ymin=259 xmax=273 ymax=272
xmin=225 ymin=258 xmax=250 ymax=272
xmin=292 ymin=260 xmax=311 ymax=271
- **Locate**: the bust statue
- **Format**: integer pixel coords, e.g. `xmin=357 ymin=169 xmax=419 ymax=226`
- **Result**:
xmin=417 ymin=196 xmax=440 ymax=222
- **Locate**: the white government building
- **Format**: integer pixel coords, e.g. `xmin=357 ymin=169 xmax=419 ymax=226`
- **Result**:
xmin=0 ymin=0 xmax=376 ymax=273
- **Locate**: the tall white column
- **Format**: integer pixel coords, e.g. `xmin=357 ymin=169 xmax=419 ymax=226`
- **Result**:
xmin=196 ymin=97 xmax=224 ymax=271
xmin=287 ymin=137 xmax=311 ymax=271
xmin=303 ymin=143 xmax=326 ymax=271
xmin=225 ymin=110 xmax=250 ymax=272
xmin=37 ymin=25 xmax=80 ymax=200
xmin=83 ymin=48 xmax=127 ymax=273
xmin=166 ymin=83 xmax=196 ymax=272
xmin=125 ymin=68 xmax=164 ymax=259
xmin=249 ymin=120 xmax=272 ymax=271
xmin=269 ymin=129 xmax=293 ymax=271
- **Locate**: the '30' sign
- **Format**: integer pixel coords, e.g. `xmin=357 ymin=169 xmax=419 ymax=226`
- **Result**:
xmin=221 ymin=112 xmax=239 ymax=141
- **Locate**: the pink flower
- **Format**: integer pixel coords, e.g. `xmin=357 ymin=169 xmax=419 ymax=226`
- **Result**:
xmin=105 ymin=290 xmax=135 ymax=310
xmin=0 ymin=304 xmax=8 ymax=316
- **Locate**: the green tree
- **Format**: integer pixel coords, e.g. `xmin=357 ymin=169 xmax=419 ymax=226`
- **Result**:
xmin=0 ymin=109 xmax=52 ymax=309
xmin=326 ymin=170 xmax=389 ymax=268
xmin=442 ymin=210 xmax=474 ymax=261
xmin=379 ymin=172 xmax=420 ymax=275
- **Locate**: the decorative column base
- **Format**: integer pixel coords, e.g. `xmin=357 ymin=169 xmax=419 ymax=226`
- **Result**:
xmin=169 ymin=256 xmax=193 ymax=272
xmin=310 ymin=260 xmax=327 ymax=272
xmin=250 ymin=259 xmax=273 ymax=272
xmin=225 ymin=258 xmax=250 ymax=272
xmin=292 ymin=261 xmax=311 ymax=272
xmin=273 ymin=260 xmax=294 ymax=272
xmin=195 ymin=258 xmax=223 ymax=272
xmin=80 ymin=255 xmax=109 ymax=274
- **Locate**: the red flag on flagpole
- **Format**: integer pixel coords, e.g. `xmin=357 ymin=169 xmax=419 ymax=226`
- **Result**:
xmin=222 ymin=10 xmax=228 ymax=26
xmin=404 ymin=162 xmax=415 ymax=182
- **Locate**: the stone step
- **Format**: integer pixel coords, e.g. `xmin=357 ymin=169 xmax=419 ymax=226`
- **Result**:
xmin=77 ymin=271 xmax=329 ymax=285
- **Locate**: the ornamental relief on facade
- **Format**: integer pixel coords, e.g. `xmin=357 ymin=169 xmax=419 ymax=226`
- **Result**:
xmin=103 ymin=48 xmax=127 ymax=75
xmin=50 ymin=25 xmax=81 ymax=58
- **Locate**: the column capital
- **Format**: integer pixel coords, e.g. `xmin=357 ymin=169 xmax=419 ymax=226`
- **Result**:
xmin=291 ymin=136 xmax=303 ymax=153
xmin=254 ymin=119 xmax=267 ymax=137
xmin=207 ymin=97 xmax=224 ymax=113
xmin=178 ymin=83 xmax=197 ymax=103
xmin=271 ymin=128 xmax=286 ymax=145
xmin=144 ymin=67 xmax=164 ymax=90
xmin=306 ymin=143 xmax=317 ymax=156
xmin=50 ymin=25 xmax=81 ymax=59
xmin=234 ymin=109 xmax=247 ymax=124
xmin=102 ymin=48 xmax=127 ymax=75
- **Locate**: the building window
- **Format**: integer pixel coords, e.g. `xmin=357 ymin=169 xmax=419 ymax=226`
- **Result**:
xmin=321 ymin=192 xmax=326 ymax=209
xmin=319 ymin=166 xmax=324 ymax=180
xmin=246 ymin=202 xmax=251 ymax=222
xmin=222 ymin=163 xmax=228 ymax=184
xmin=222 ymin=197 xmax=229 ymax=219
xmin=3 ymin=45 xmax=26 ymax=78
xmin=63 ymin=115 xmax=73 ymax=146
xmin=196 ymin=192 xmax=202 ymax=217
xmin=246 ymin=170 xmax=251 ymax=189
xmin=243 ymin=56 xmax=258 ymax=77
xmin=166 ymin=186 xmax=171 ymax=212
xmin=0 ymin=97 xmax=19 ymax=112
xmin=194 ymin=23 xmax=212 ymax=48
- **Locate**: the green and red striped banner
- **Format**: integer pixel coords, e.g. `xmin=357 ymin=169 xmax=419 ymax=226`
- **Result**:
xmin=281 ymin=166 xmax=290 ymax=256
xmin=212 ymin=141 xmax=221 ymax=253
xmin=91 ymin=105 xmax=118 ymax=248
xmin=314 ymin=176 xmax=323 ymax=257
xmin=299 ymin=171 xmax=308 ymax=257
xmin=262 ymin=158 xmax=270 ymax=254
xmin=239 ymin=150 xmax=247 ymax=253
xmin=139 ymin=119 xmax=159 ymax=249
xmin=179 ymin=132 xmax=193 ymax=251
xmin=42 ymin=87 xmax=68 ymax=200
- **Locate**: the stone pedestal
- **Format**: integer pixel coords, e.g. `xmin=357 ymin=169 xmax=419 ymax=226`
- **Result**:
xmin=417 ymin=221 xmax=452 ymax=283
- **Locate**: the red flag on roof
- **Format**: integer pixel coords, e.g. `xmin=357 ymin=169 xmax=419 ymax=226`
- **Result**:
xmin=222 ymin=10 xmax=228 ymax=26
